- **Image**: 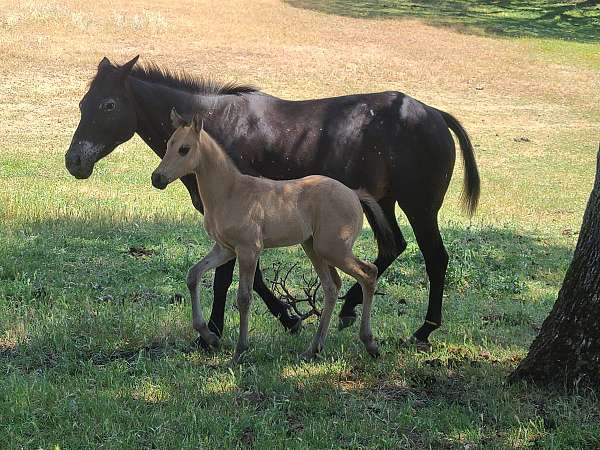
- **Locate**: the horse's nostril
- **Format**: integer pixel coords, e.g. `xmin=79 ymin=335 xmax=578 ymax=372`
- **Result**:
xmin=66 ymin=150 xmax=81 ymax=167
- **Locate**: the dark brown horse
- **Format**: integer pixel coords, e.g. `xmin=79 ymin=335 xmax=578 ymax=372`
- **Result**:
xmin=65 ymin=56 xmax=480 ymax=348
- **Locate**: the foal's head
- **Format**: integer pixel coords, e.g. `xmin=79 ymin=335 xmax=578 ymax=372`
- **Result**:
xmin=151 ymin=109 xmax=204 ymax=190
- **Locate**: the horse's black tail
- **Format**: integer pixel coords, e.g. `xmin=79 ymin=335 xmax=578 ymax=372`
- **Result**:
xmin=354 ymin=189 xmax=397 ymax=259
xmin=438 ymin=110 xmax=481 ymax=217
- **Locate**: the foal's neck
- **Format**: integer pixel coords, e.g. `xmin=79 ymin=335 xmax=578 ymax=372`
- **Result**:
xmin=192 ymin=132 xmax=243 ymax=212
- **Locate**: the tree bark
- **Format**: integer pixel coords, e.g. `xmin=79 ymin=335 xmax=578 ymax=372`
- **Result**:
xmin=509 ymin=145 xmax=600 ymax=387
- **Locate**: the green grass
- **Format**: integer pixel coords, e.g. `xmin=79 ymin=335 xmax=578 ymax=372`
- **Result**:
xmin=1 ymin=126 xmax=599 ymax=448
xmin=1 ymin=2 xmax=600 ymax=445
xmin=286 ymin=0 xmax=600 ymax=43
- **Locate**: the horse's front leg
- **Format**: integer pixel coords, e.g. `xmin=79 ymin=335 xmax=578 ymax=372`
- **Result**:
xmin=232 ymin=247 xmax=259 ymax=364
xmin=205 ymin=259 xmax=236 ymax=339
xmin=195 ymin=260 xmax=235 ymax=351
xmin=187 ymin=244 xmax=235 ymax=349
xmin=252 ymin=264 xmax=302 ymax=333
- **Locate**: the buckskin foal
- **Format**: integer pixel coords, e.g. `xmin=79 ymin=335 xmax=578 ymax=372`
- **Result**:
xmin=151 ymin=109 xmax=396 ymax=362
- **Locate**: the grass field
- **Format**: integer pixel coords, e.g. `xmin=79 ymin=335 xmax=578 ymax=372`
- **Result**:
xmin=1 ymin=0 xmax=599 ymax=448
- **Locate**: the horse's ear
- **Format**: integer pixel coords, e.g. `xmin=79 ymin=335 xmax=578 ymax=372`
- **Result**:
xmin=170 ymin=108 xmax=186 ymax=128
xmin=192 ymin=113 xmax=204 ymax=134
xmin=120 ymin=55 xmax=139 ymax=78
xmin=98 ymin=56 xmax=112 ymax=70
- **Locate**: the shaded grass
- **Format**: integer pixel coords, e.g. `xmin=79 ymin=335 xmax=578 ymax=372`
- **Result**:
xmin=1 ymin=0 xmax=600 ymax=447
xmin=1 ymin=122 xmax=598 ymax=449
xmin=287 ymin=0 xmax=600 ymax=43
xmin=0 ymin=201 xmax=590 ymax=448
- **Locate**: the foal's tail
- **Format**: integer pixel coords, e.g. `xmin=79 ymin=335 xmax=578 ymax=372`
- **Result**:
xmin=438 ymin=110 xmax=481 ymax=217
xmin=354 ymin=189 xmax=397 ymax=259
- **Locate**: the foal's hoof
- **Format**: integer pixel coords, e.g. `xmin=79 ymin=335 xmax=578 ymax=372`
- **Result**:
xmin=402 ymin=335 xmax=432 ymax=353
xmin=195 ymin=332 xmax=220 ymax=352
xmin=230 ymin=345 xmax=249 ymax=366
xmin=338 ymin=314 xmax=356 ymax=330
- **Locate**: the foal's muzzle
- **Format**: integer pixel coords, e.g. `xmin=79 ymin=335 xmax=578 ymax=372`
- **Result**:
xmin=151 ymin=172 xmax=169 ymax=190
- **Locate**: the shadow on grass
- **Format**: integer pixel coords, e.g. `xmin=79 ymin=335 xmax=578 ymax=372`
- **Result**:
xmin=0 ymin=215 xmax=573 ymax=374
xmin=286 ymin=0 xmax=600 ymax=43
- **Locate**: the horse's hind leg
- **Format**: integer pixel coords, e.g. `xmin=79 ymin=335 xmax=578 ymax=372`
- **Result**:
xmin=404 ymin=209 xmax=447 ymax=348
xmin=335 ymin=255 xmax=379 ymax=357
xmin=300 ymin=239 xmax=340 ymax=361
xmin=187 ymin=244 xmax=235 ymax=348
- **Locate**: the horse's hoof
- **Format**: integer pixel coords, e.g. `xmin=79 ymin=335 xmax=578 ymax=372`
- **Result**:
xmin=288 ymin=317 xmax=303 ymax=334
xmin=231 ymin=349 xmax=248 ymax=366
xmin=338 ymin=315 xmax=356 ymax=330
xmin=299 ymin=351 xmax=317 ymax=362
xmin=403 ymin=335 xmax=432 ymax=353
xmin=365 ymin=342 xmax=380 ymax=358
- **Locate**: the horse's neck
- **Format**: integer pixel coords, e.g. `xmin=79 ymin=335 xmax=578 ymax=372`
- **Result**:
xmin=129 ymin=78 xmax=239 ymax=157
xmin=193 ymin=133 xmax=243 ymax=212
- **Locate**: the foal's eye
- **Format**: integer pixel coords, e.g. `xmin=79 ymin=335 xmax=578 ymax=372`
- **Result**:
xmin=179 ymin=145 xmax=191 ymax=156
xmin=101 ymin=100 xmax=116 ymax=112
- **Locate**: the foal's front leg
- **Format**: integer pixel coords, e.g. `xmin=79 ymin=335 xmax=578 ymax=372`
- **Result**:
xmin=202 ymin=260 xmax=302 ymax=351
xmin=187 ymin=244 xmax=235 ymax=348
xmin=232 ymin=247 xmax=259 ymax=364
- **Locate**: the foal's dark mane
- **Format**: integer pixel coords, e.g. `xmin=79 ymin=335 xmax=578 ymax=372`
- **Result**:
xmin=96 ymin=62 xmax=259 ymax=95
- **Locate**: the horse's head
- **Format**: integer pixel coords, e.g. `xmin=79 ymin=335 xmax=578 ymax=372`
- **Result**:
xmin=151 ymin=109 xmax=203 ymax=190
xmin=65 ymin=55 xmax=139 ymax=179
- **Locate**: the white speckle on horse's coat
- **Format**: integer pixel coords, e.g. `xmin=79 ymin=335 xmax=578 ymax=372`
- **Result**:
xmin=77 ymin=140 xmax=105 ymax=161
xmin=370 ymin=109 xmax=374 ymax=116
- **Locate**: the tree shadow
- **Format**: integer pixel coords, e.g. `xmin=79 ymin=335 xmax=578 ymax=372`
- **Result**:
xmin=286 ymin=0 xmax=600 ymax=43
xmin=0 ymin=214 xmax=573 ymax=373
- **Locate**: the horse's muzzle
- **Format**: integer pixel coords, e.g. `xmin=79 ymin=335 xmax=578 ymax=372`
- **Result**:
xmin=65 ymin=151 xmax=93 ymax=179
xmin=151 ymin=172 xmax=169 ymax=190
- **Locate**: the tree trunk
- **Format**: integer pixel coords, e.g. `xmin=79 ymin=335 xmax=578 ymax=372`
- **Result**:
xmin=509 ymin=145 xmax=600 ymax=387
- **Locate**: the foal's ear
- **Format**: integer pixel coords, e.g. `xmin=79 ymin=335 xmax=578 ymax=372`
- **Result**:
xmin=119 ymin=55 xmax=139 ymax=79
xmin=170 ymin=108 xmax=187 ymax=128
xmin=98 ymin=56 xmax=112 ymax=70
xmin=192 ymin=113 xmax=204 ymax=134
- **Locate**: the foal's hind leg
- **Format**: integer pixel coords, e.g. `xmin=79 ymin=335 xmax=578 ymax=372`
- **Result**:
xmin=300 ymin=240 xmax=340 ymax=361
xmin=187 ymin=244 xmax=235 ymax=348
xmin=335 ymin=255 xmax=379 ymax=357
xmin=339 ymin=197 xmax=407 ymax=330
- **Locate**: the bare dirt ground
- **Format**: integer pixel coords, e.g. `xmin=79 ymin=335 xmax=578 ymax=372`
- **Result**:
xmin=1 ymin=0 xmax=598 ymax=137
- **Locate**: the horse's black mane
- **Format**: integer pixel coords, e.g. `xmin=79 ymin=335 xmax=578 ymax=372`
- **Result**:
xmin=95 ymin=62 xmax=259 ymax=95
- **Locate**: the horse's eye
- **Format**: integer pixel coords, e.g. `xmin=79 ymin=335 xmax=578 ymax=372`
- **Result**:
xmin=102 ymin=100 xmax=116 ymax=112
xmin=179 ymin=145 xmax=191 ymax=156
